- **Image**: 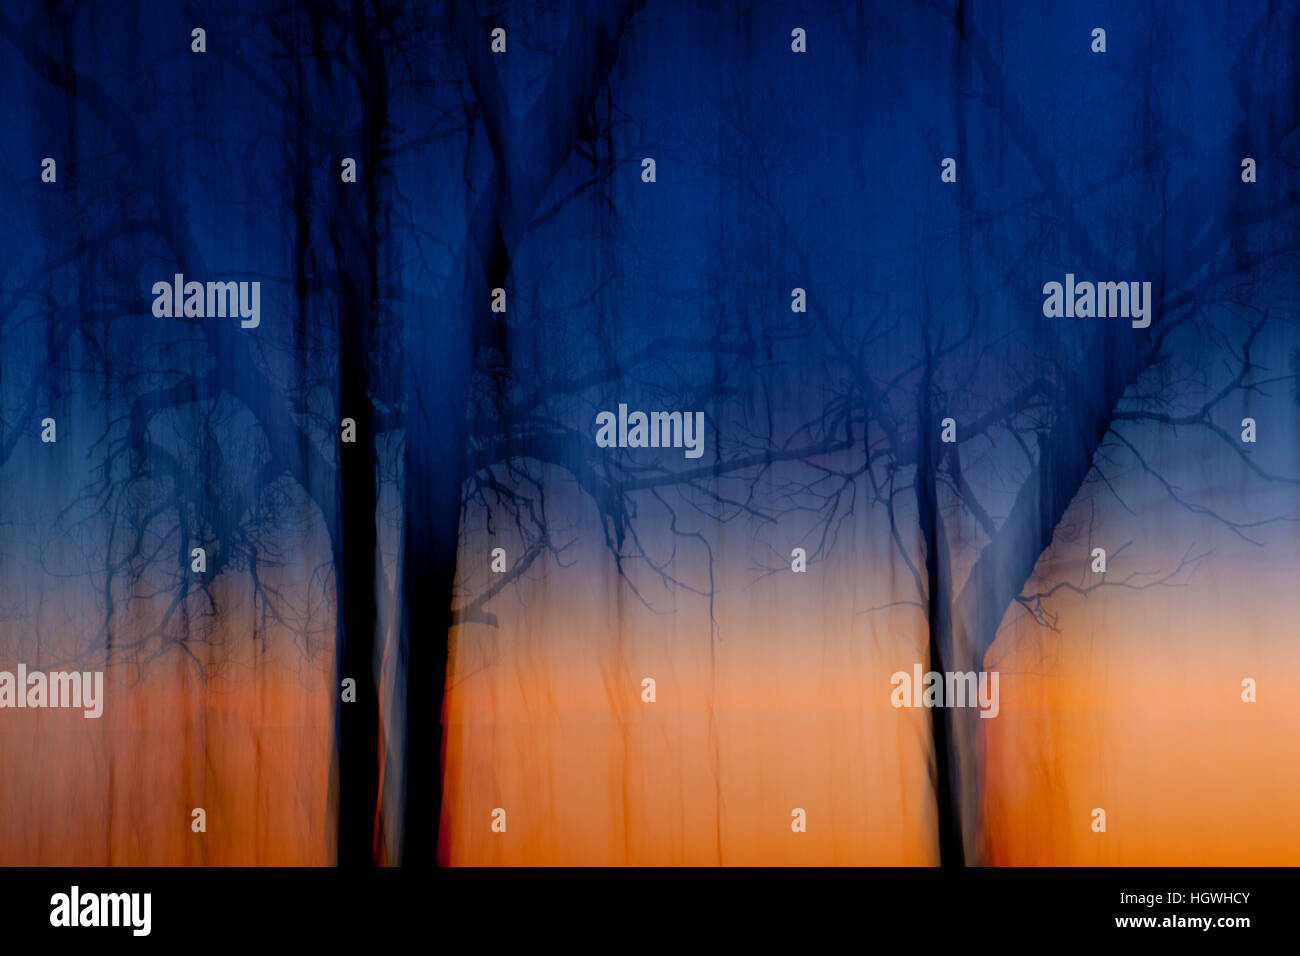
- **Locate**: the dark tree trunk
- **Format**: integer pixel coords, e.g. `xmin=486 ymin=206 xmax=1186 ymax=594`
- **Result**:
xmin=399 ymin=187 xmax=504 ymax=864
xmin=334 ymin=295 xmax=381 ymax=866
xmin=925 ymin=625 xmax=965 ymax=865
xmin=397 ymin=0 xmax=645 ymax=863
xmin=399 ymin=421 xmax=467 ymax=865
xmin=914 ymin=334 xmax=966 ymax=867
xmin=332 ymin=0 xmax=389 ymax=866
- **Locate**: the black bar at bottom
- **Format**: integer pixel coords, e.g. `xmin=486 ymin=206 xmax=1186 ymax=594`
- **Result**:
xmin=0 ymin=866 xmax=1290 ymax=944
